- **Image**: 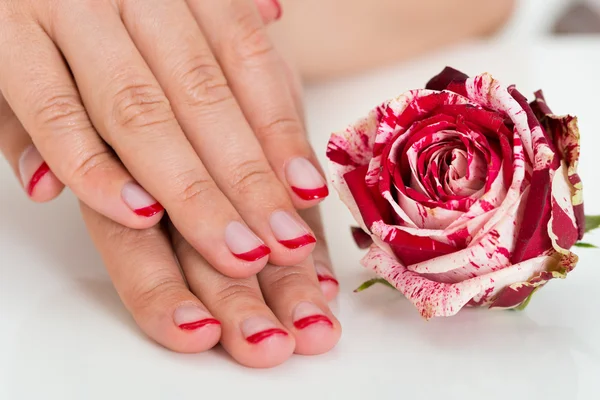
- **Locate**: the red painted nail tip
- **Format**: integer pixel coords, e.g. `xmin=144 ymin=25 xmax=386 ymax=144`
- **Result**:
xmin=278 ymin=234 xmax=317 ymax=249
xmin=293 ymin=315 xmax=333 ymax=330
xmin=134 ymin=202 xmax=164 ymax=217
xmin=233 ymin=245 xmax=271 ymax=262
xmin=271 ymin=0 xmax=282 ymax=20
xmin=291 ymin=186 xmax=329 ymax=201
xmin=178 ymin=318 xmax=221 ymax=331
xmin=317 ymin=275 xmax=339 ymax=286
xmin=27 ymin=162 xmax=50 ymax=196
xmin=246 ymin=328 xmax=288 ymax=344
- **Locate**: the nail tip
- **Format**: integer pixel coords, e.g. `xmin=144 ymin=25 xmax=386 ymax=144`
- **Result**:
xmin=246 ymin=328 xmax=288 ymax=344
xmin=272 ymin=0 xmax=282 ymax=20
xmin=134 ymin=202 xmax=164 ymax=217
xmin=279 ymin=234 xmax=317 ymax=249
xmin=26 ymin=162 xmax=50 ymax=196
xmin=178 ymin=318 xmax=221 ymax=331
xmin=317 ymin=275 xmax=340 ymax=286
xmin=293 ymin=315 xmax=334 ymax=330
xmin=233 ymin=245 xmax=271 ymax=262
xmin=291 ymin=186 xmax=329 ymax=201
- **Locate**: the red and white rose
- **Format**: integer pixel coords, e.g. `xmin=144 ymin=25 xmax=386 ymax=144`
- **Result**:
xmin=327 ymin=67 xmax=584 ymax=319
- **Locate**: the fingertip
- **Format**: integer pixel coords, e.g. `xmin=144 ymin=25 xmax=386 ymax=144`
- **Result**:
xmin=27 ymin=169 xmax=65 ymax=203
xmin=290 ymin=303 xmax=341 ymax=356
xmin=137 ymin=302 xmax=222 ymax=354
xmin=268 ymin=240 xmax=316 ymax=267
xmin=215 ymin=255 xmax=270 ymax=280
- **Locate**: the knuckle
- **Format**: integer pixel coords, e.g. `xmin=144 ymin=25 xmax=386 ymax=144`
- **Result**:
xmin=255 ymin=116 xmax=303 ymax=142
xmin=67 ymin=148 xmax=115 ymax=184
xmin=228 ymin=159 xmax=275 ymax=196
xmin=232 ymin=11 xmax=274 ymax=63
xmin=34 ymin=92 xmax=88 ymax=129
xmin=172 ymin=170 xmax=218 ymax=205
xmin=213 ymin=281 xmax=260 ymax=308
xmin=175 ymin=55 xmax=233 ymax=109
xmin=129 ymin=275 xmax=183 ymax=316
xmin=111 ymin=82 xmax=174 ymax=130
xmin=265 ymin=268 xmax=309 ymax=293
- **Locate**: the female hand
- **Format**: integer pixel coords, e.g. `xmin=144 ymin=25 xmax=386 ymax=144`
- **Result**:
xmin=0 ymin=0 xmax=327 ymax=280
xmin=81 ymin=201 xmax=341 ymax=368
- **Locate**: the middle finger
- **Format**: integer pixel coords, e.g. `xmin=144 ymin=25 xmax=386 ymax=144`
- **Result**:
xmin=119 ymin=0 xmax=318 ymax=266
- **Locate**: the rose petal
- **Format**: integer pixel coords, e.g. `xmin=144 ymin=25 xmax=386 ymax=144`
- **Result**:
xmin=425 ymin=66 xmax=469 ymax=92
xmin=362 ymin=245 xmax=558 ymax=319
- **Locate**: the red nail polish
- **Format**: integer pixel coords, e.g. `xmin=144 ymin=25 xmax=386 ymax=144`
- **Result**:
xmin=246 ymin=328 xmax=288 ymax=344
xmin=178 ymin=318 xmax=221 ymax=331
xmin=291 ymin=186 xmax=329 ymax=201
xmin=278 ymin=234 xmax=317 ymax=249
xmin=293 ymin=315 xmax=333 ymax=330
xmin=26 ymin=162 xmax=50 ymax=196
xmin=271 ymin=0 xmax=282 ymax=20
xmin=233 ymin=245 xmax=271 ymax=262
xmin=317 ymin=275 xmax=339 ymax=286
xmin=134 ymin=202 xmax=164 ymax=217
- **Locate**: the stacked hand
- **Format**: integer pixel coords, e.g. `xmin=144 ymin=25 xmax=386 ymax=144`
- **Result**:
xmin=0 ymin=0 xmax=340 ymax=368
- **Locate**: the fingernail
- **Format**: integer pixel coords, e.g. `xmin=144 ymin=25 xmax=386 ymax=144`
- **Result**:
xmin=241 ymin=316 xmax=288 ymax=344
xmin=121 ymin=182 xmax=163 ymax=217
xmin=315 ymin=262 xmax=339 ymax=286
xmin=271 ymin=0 xmax=282 ymax=20
xmin=270 ymin=210 xmax=316 ymax=249
xmin=225 ymin=221 xmax=271 ymax=262
xmin=293 ymin=302 xmax=333 ymax=330
xmin=174 ymin=305 xmax=221 ymax=331
xmin=19 ymin=145 xmax=50 ymax=196
xmin=286 ymin=158 xmax=329 ymax=201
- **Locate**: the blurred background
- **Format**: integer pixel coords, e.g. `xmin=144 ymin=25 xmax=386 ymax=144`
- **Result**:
xmin=269 ymin=0 xmax=600 ymax=82
xmin=503 ymin=0 xmax=600 ymax=36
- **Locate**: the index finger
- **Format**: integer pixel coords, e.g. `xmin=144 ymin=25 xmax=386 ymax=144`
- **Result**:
xmin=189 ymin=0 xmax=330 ymax=207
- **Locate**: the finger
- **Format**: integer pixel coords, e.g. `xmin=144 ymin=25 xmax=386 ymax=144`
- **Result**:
xmin=0 ymin=16 xmax=164 ymax=229
xmin=253 ymin=0 xmax=282 ymax=24
xmin=40 ymin=2 xmax=272 ymax=278
xmin=257 ymin=206 xmax=341 ymax=355
xmin=118 ymin=0 xmax=317 ymax=266
xmin=80 ymin=203 xmax=221 ymax=353
xmin=171 ymin=227 xmax=295 ymax=368
xmin=258 ymin=256 xmax=342 ymax=355
xmin=0 ymin=93 xmax=64 ymax=201
xmin=298 ymin=207 xmax=339 ymax=301
xmin=190 ymin=0 xmax=329 ymax=207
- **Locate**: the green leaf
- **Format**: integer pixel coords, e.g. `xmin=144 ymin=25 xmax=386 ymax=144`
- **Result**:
xmin=585 ymin=215 xmax=600 ymax=233
xmin=354 ymin=278 xmax=395 ymax=293
xmin=515 ymin=287 xmax=539 ymax=311
xmin=574 ymin=242 xmax=598 ymax=248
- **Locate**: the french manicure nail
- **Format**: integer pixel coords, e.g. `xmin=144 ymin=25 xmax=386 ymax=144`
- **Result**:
xmin=174 ymin=305 xmax=220 ymax=331
xmin=242 ymin=316 xmax=288 ymax=344
xmin=271 ymin=0 xmax=282 ymax=20
xmin=292 ymin=302 xmax=333 ymax=330
xmin=315 ymin=262 xmax=339 ymax=286
xmin=225 ymin=221 xmax=271 ymax=262
xmin=286 ymin=158 xmax=329 ymax=201
xmin=19 ymin=145 xmax=50 ymax=196
xmin=121 ymin=182 xmax=163 ymax=217
xmin=270 ymin=210 xmax=316 ymax=249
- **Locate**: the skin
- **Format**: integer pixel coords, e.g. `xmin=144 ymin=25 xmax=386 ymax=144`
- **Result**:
xmin=0 ymin=0 xmax=516 ymax=367
xmin=0 ymin=0 xmax=325 ymax=280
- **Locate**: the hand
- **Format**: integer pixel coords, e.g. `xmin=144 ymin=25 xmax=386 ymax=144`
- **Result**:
xmin=0 ymin=0 xmax=327 ymax=280
xmin=80 ymin=201 xmax=341 ymax=368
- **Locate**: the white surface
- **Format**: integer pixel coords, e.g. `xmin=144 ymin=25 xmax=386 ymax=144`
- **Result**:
xmin=3 ymin=38 xmax=600 ymax=399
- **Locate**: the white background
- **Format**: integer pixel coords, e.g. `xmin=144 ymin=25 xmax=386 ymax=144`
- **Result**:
xmin=2 ymin=1 xmax=600 ymax=399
